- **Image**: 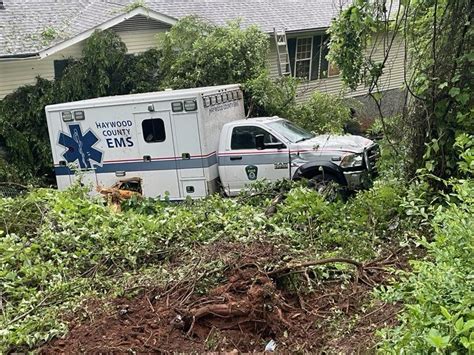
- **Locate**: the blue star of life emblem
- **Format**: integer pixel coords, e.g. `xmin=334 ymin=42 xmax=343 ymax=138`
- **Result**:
xmin=58 ymin=124 xmax=103 ymax=169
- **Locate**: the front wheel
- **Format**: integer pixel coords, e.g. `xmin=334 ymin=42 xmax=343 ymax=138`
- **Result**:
xmin=307 ymin=173 xmax=348 ymax=202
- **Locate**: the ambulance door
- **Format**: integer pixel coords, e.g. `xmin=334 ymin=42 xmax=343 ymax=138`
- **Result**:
xmin=134 ymin=111 xmax=180 ymax=198
xmin=173 ymin=112 xmax=204 ymax=178
xmin=172 ymin=112 xmax=207 ymax=197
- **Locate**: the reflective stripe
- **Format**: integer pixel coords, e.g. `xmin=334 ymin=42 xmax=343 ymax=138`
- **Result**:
xmin=218 ymin=153 xmax=288 ymax=166
xmin=54 ymin=153 xmax=218 ymax=176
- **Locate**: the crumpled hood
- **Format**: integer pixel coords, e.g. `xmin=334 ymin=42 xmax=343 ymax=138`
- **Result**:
xmin=296 ymin=134 xmax=374 ymax=154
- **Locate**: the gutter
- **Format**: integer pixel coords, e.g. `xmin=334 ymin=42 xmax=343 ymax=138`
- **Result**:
xmin=0 ymin=53 xmax=40 ymax=61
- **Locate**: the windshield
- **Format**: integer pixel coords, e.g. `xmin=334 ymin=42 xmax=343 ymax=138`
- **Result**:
xmin=267 ymin=120 xmax=315 ymax=143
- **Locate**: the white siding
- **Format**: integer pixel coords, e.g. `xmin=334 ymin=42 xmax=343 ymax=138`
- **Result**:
xmin=268 ymin=33 xmax=405 ymax=102
xmin=0 ymin=44 xmax=83 ymax=98
xmin=0 ymin=26 xmax=169 ymax=99
xmin=116 ymin=29 xmax=166 ymax=53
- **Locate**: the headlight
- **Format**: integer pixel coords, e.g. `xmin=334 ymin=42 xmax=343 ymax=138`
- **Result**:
xmin=340 ymin=153 xmax=364 ymax=168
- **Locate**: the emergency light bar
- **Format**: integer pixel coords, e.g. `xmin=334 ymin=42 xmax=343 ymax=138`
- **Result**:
xmin=202 ymin=89 xmax=241 ymax=108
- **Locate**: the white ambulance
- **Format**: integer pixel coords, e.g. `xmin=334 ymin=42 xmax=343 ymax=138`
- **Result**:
xmin=45 ymin=84 xmax=379 ymax=199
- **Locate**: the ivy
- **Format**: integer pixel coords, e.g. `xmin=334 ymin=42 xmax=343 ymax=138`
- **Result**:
xmin=327 ymin=0 xmax=379 ymax=91
xmin=328 ymin=0 xmax=473 ymax=181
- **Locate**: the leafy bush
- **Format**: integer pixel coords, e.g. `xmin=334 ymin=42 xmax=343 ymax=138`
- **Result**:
xmin=159 ymin=17 xmax=268 ymax=89
xmin=244 ymin=71 xmax=299 ymax=117
xmin=244 ymin=72 xmax=353 ymax=133
xmin=0 ymin=178 xmax=419 ymax=352
xmin=377 ymin=144 xmax=474 ymax=352
xmin=289 ymin=91 xmax=353 ymax=134
xmin=377 ymin=179 xmax=474 ymax=353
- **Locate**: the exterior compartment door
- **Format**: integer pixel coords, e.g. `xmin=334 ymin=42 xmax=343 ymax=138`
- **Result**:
xmin=172 ymin=112 xmax=205 ymax=179
xmin=134 ymin=111 xmax=180 ymax=198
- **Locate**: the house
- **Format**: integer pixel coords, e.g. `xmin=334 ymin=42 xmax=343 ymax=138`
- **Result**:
xmin=0 ymin=0 xmax=405 ymax=114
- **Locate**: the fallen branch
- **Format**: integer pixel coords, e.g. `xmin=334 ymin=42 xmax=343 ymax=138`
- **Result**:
xmin=267 ymin=258 xmax=363 ymax=277
xmin=7 ymin=296 xmax=49 ymax=326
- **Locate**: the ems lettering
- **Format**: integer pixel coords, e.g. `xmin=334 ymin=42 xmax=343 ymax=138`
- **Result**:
xmin=96 ymin=120 xmax=135 ymax=148
xmin=106 ymin=137 xmax=134 ymax=148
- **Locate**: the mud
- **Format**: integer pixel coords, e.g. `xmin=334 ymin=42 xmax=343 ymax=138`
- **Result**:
xmin=41 ymin=244 xmax=407 ymax=353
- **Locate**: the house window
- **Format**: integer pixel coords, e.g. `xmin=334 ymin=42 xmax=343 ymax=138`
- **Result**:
xmin=295 ymin=37 xmax=312 ymax=79
xmin=53 ymin=59 xmax=73 ymax=80
xmin=288 ymin=34 xmax=333 ymax=81
xmin=142 ymin=118 xmax=166 ymax=143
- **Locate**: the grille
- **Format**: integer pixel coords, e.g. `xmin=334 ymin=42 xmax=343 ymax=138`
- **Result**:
xmin=365 ymin=144 xmax=380 ymax=175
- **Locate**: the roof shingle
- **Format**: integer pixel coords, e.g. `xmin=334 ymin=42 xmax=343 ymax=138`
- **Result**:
xmin=0 ymin=0 xmax=349 ymax=57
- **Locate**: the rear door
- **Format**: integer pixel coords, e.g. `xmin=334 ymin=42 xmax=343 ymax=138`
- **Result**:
xmin=219 ymin=125 xmax=290 ymax=195
xmin=172 ymin=112 xmax=205 ymax=178
xmin=134 ymin=111 xmax=180 ymax=198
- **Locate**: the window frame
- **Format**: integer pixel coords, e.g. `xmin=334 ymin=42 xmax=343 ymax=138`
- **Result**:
xmin=294 ymin=36 xmax=313 ymax=80
xmin=288 ymin=34 xmax=332 ymax=81
xmin=142 ymin=118 xmax=166 ymax=143
xmin=230 ymin=125 xmax=282 ymax=151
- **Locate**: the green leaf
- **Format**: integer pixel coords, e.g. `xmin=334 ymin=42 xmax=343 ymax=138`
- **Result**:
xmin=463 ymin=320 xmax=474 ymax=332
xmin=448 ymin=87 xmax=460 ymax=97
xmin=455 ymin=317 xmax=464 ymax=333
xmin=426 ymin=329 xmax=450 ymax=349
xmin=440 ymin=305 xmax=452 ymax=320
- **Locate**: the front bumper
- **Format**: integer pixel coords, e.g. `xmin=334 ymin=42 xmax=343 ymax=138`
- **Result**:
xmin=343 ymin=170 xmax=371 ymax=190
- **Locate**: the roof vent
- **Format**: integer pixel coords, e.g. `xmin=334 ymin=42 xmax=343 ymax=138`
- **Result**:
xmin=0 ymin=1 xmax=5 ymax=10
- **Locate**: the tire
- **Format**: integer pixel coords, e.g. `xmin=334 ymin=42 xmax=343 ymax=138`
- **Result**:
xmin=307 ymin=173 xmax=348 ymax=202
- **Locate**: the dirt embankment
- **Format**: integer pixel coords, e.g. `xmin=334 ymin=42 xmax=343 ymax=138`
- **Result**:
xmin=41 ymin=242 xmax=406 ymax=353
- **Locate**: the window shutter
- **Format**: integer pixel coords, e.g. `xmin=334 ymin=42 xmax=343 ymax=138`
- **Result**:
xmin=287 ymin=38 xmax=297 ymax=76
xmin=319 ymin=35 xmax=330 ymax=79
xmin=310 ymin=35 xmax=322 ymax=80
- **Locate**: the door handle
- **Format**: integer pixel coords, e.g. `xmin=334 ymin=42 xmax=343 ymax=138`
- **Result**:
xmin=143 ymin=155 xmax=151 ymax=162
xmin=230 ymin=156 xmax=242 ymax=161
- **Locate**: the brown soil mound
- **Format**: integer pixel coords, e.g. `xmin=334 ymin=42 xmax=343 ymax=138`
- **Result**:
xmin=41 ymin=245 xmax=406 ymax=353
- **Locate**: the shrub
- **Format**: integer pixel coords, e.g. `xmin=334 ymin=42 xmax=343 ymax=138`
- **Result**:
xmin=289 ymin=91 xmax=354 ymax=134
xmin=377 ymin=179 xmax=474 ymax=353
xmin=159 ymin=17 xmax=269 ymax=89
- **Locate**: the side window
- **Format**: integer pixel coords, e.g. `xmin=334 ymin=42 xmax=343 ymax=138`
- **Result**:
xmin=142 ymin=119 xmax=165 ymax=143
xmin=231 ymin=126 xmax=280 ymax=150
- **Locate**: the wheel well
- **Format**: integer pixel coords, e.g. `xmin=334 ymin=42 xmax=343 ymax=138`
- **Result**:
xmin=295 ymin=166 xmax=347 ymax=186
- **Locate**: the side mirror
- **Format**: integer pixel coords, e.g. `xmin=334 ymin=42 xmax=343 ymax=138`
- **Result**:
xmin=255 ymin=134 xmax=265 ymax=150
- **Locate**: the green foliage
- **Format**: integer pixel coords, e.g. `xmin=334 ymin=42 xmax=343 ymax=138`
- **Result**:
xmin=376 ymin=179 xmax=474 ymax=353
xmin=289 ymin=91 xmax=353 ymax=134
xmin=245 ymin=72 xmax=352 ymax=133
xmin=122 ymin=0 xmax=148 ymax=12
xmin=329 ymin=0 xmax=474 ymax=180
xmin=0 ymin=178 xmax=420 ymax=352
xmin=377 ymin=145 xmax=474 ymax=352
xmin=159 ymin=17 xmax=269 ymax=89
xmin=0 ymin=78 xmax=55 ymax=180
xmin=244 ymin=71 xmax=299 ymax=117
xmin=327 ymin=0 xmax=379 ymax=90
xmin=454 ymin=134 xmax=474 ymax=175
xmin=0 ymin=30 xmax=163 ymax=183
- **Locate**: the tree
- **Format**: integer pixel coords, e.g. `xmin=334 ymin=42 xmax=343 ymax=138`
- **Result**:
xmin=328 ymin=0 xmax=473 ymax=179
xmin=159 ymin=17 xmax=269 ymax=89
